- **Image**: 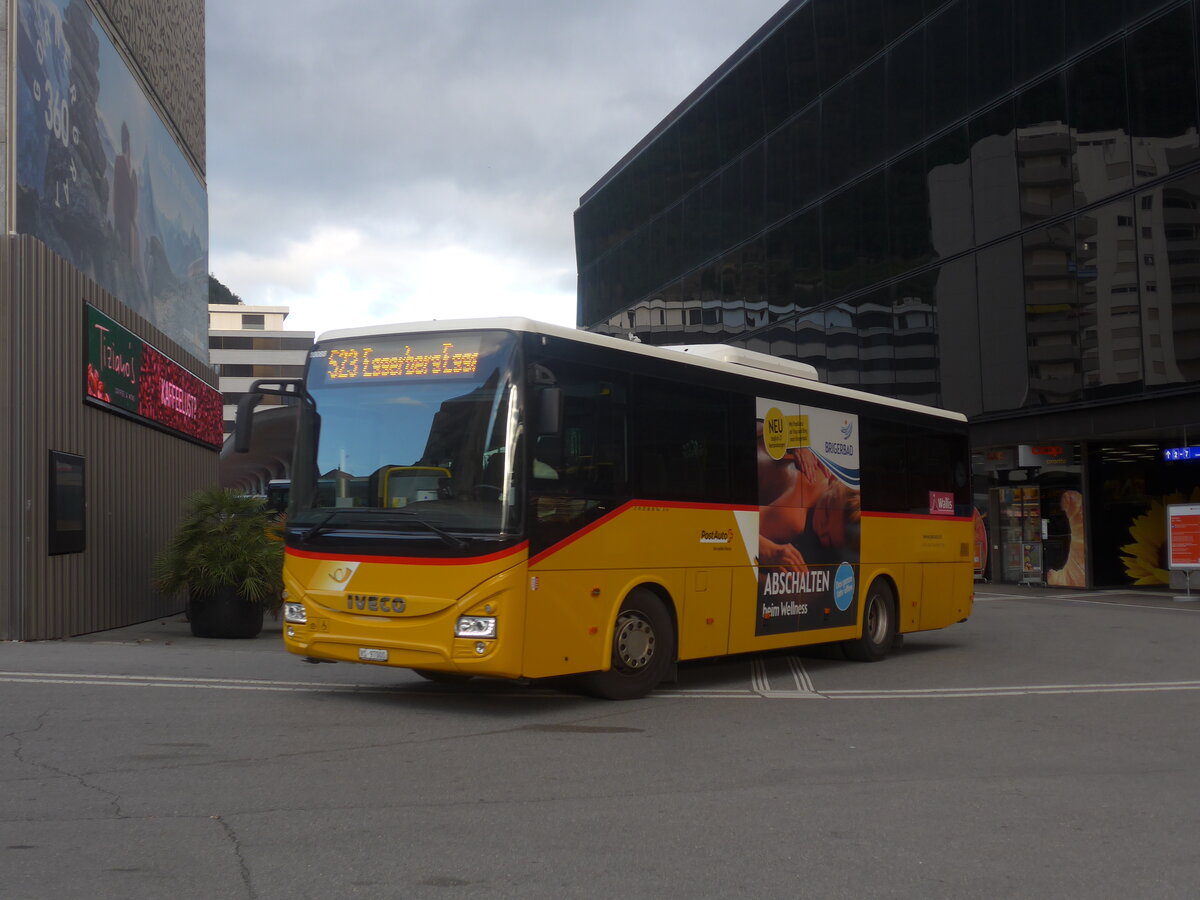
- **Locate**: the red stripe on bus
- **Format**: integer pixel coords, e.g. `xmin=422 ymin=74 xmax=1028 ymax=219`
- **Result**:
xmin=528 ymin=500 xmax=757 ymax=567
xmin=285 ymin=542 xmax=529 ymax=566
xmin=862 ymin=511 xmax=973 ymax=522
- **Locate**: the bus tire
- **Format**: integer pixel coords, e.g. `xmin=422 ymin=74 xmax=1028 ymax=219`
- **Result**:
xmin=412 ymin=668 xmax=473 ymax=684
xmin=842 ymin=579 xmax=896 ymax=662
xmin=580 ymin=589 xmax=675 ymax=700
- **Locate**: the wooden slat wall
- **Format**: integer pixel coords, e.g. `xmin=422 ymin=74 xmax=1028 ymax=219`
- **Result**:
xmin=2 ymin=235 xmax=219 ymax=640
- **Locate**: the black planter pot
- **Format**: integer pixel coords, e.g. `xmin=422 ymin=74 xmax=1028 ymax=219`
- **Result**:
xmin=187 ymin=587 xmax=265 ymax=638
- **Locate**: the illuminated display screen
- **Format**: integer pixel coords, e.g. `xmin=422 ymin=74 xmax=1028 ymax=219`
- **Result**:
xmin=311 ymin=334 xmax=483 ymax=385
xmin=85 ymin=304 xmax=223 ymax=449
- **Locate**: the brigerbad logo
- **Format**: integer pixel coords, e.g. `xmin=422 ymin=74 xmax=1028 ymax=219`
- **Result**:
xmin=824 ymin=419 xmax=856 ymax=457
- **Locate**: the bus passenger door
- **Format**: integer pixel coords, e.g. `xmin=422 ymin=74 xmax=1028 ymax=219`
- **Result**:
xmin=679 ymin=568 xmax=731 ymax=660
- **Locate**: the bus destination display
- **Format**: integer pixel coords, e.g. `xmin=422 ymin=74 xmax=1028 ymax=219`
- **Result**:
xmin=315 ymin=337 xmax=482 ymax=383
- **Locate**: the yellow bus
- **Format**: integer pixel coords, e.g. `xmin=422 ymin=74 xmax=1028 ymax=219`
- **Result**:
xmin=236 ymin=318 xmax=973 ymax=699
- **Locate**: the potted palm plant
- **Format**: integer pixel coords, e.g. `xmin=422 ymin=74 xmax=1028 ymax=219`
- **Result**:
xmin=152 ymin=486 xmax=284 ymax=638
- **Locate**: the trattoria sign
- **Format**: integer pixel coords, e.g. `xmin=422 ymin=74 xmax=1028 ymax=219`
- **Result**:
xmin=85 ymin=304 xmax=223 ymax=448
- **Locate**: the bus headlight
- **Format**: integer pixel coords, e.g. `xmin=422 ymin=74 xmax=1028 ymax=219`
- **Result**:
xmin=455 ymin=616 xmax=497 ymax=639
xmin=283 ymin=602 xmax=308 ymax=624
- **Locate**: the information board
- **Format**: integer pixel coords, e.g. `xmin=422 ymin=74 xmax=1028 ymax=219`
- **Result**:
xmin=1167 ymin=504 xmax=1200 ymax=570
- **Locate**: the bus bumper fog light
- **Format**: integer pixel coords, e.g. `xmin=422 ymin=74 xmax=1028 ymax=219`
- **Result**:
xmin=283 ymin=602 xmax=308 ymax=624
xmin=475 ymin=642 xmax=487 ymax=655
xmin=455 ymin=616 xmax=496 ymax=639
xmin=286 ymin=626 xmax=295 ymax=638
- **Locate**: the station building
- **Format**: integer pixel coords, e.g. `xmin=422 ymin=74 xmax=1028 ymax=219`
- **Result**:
xmin=1 ymin=0 xmax=213 ymax=638
xmin=575 ymin=0 xmax=1200 ymax=589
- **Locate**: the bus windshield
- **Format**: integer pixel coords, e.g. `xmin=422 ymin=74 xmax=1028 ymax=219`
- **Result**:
xmin=290 ymin=330 xmax=524 ymax=539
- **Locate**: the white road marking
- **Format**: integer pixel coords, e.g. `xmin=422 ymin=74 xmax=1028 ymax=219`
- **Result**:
xmin=4 ymin=670 xmax=1200 ymax=700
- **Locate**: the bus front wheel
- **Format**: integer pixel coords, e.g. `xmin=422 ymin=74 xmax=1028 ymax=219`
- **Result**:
xmin=580 ymin=589 xmax=675 ymax=700
xmin=842 ymin=580 xmax=896 ymax=662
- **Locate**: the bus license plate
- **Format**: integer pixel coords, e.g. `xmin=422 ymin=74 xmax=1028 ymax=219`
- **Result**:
xmin=359 ymin=648 xmax=388 ymax=662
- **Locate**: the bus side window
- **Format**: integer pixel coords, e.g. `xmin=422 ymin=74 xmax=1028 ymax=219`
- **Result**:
xmin=531 ymin=360 xmax=628 ymax=496
xmin=632 ymin=377 xmax=731 ymax=503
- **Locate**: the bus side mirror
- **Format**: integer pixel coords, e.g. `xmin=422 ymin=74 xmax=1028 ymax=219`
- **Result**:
xmin=233 ymin=392 xmax=264 ymax=453
xmin=537 ymin=388 xmax=562 ymax=436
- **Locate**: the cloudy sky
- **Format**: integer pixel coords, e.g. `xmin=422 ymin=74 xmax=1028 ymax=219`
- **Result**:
xmin=204 ymin=0 xmax=786 ymax=337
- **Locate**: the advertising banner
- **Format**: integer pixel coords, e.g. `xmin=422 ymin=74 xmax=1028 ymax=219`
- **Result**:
xmin=15 ymin=0 xmax=208 ymax=361
xmin=86 ymin=304 xmax=222 ymax=448
xmin=755 ymin=398 xmax=860 ymax=636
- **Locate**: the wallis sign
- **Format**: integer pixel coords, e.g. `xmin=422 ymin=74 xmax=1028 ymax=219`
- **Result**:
xmin=85 ymin=304 xmax=223 ymax=448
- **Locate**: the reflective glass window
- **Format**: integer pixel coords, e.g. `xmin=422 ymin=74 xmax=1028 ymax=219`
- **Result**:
xmin=884 ymin=0 xmax=925 ymax=43
xmin=859 ymin=171 xmax=889 ymax=284
xmin=821 ymin=79 xmax=854 ymax=190
xmin=825 ymin=301 xmax=861 ymax=387
xmin=968 ymin=0 xmax=1014 ymax=109
xmin=743 ymin=144 xmax=766 ymax=237
xmin=679 ymin=93 xmax=721 ymax=194
xmin=1015 ymin=74 xmax=1072 ymax=227
xmin=782 ymin=2 xmax=820 ymax=114
xmin=853 ymin=58 xmax=887 ymax=176
xmin=1066 ymin=0 xmax=1123 ymax=54
xmin=925 ymin=2 xmax=968 ymax=133
xmin=790 ymin=106 xmax=822 ymax=209
xmin=1014 ymin=0 xmax=1064 ymax=82
xmin=853 ymin=287 xmax=896 ymax=395
xmin=849 ymin=0 xmax=885 ymax=69
xmin=794 ymin=307 xmax=828 ymax=378
xmin=969 ymin=100 xmax=1020 ymax=244
xmin=814 ymin=0 xmax=851 ymax=90
xmin=886 ymin=28 xmax=925 ymax=156
xmin=720 ymin=165 xmax=744 ymax=250
xmin=926 ymin=126 xmax=974 ymax=258
xmin=1139 ymin=173 xmax=1200 ymax=384
xmin=1023 ymin=220 xmax=1083 ymax=404
xmin=715 ymin=73 xmax=750 ymax=163
xmin=821 ymin=188 xmax=861 ymax=298
xmin=1069 ymin=42 xmax=1131 ymax=207
xmin=791 ymin=209 xmax=825 ymax=311
xmin=1082 ymin=198 xmax=1143 ymax=394
xmin=976 ymin=239 xmax=1029 ymax=412
xmin=934 ymin=257 xmax=983 ymax=415
xmin=887 ymin=146 xmax=934 ymax=276
xmin=893 ymin=270 xmax=941 ymax=405
xmin=764 ymin=220 xmax=795 ymax=319
xmin=760 ymin=29 xmax=793 ymax=133
xmin=1128 ymin=7 xmax=1200 ymax=185
xmin=765 ymin=128 xmax=793 ymax=225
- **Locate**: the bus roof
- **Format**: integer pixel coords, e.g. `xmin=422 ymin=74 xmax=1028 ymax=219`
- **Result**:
xmin=315 ymin=317 xmax=967 ymax=423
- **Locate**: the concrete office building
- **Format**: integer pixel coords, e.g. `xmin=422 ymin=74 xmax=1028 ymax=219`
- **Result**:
xmin=576 ymin=0 xmax=1200 ymax=588
xmin=208 ymin=303 xmax=313 ymax=494
xmin=1 ymin=0 xmax=214 ymax=638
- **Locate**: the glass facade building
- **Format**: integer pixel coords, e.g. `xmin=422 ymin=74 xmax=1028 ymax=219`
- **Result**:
xmin=575 ymin=0 xmax=1200 ymax=588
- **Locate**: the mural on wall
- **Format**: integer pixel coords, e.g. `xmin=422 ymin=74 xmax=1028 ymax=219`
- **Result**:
xmin=14 ymin=0 xmax=208 ymax=361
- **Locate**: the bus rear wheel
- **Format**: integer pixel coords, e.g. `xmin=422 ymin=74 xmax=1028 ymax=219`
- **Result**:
xmin=842 ymin=579 xmax=896 ymax=662
xmin=580 ymin=589 xmax=675 ymax=700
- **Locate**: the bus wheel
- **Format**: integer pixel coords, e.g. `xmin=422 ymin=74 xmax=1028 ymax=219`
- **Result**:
xmin=842 ymin=580 xmax=896 ymax=662
xmin=412 ymin=668 xmax=473 ymax=684
xmin=580 ymin=589 xmax=675 ymax=700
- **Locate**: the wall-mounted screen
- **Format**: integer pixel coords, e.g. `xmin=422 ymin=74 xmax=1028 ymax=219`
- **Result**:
xmin=86 ymin=304 xmax=223 ymax=448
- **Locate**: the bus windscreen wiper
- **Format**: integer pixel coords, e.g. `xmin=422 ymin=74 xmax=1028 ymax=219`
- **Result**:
xmin=391 ymin=510 xmax=467 ymax=550
xmin=295 ymin=508 xmax=466 ymax=549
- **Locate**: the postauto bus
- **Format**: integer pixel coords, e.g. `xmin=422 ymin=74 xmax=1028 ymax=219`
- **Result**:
xmin=235 ymin=318 xmax=972 ymax=699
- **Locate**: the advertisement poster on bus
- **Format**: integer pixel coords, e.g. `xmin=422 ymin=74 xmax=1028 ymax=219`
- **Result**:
xmin=755 ymin=398 xmax=860 ymax=636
